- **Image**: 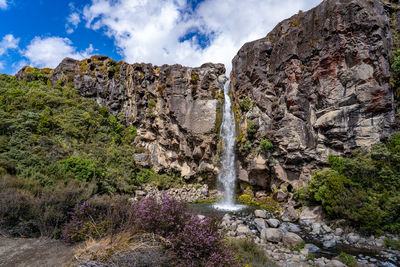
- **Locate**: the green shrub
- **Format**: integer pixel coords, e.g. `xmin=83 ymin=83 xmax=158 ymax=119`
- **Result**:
xmin=295 ymin=133 xmax=400 ymax=234
xmin=306 ymin=253 xmax=315 ymax=261
xmin=247 ymin=120 xmax=257 ymax=138
xmin=0 ymin=175 xmax=95 ymax=237
xmin=239 ymin=98 xmax=252 ymax=112
xmin=260 ymin=139 xmax=273 ymax=153
xmin=291 ymin=241 xmax=305 ymax=251
xmin=61 ymin=156 xmax=101 ymax=181
xmin=384 ymin=238 xmax=400 ymax=250
xmin=338 ymin=252 xmax=357 ymax=266
xmin=229 ymin=238 xmax=277 ymax=267
xmin=190 ymin=72 xmax=199 ymax=84
xmin=0 ymin=75 xmax=159 ymax=194
xmin=392 ymin=49 xmax=400 ymax=75
xmin=148 ymin=98 xmax=156 ymax=109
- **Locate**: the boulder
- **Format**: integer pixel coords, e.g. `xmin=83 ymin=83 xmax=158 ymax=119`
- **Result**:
xmin=299 ymin=206 xmax=323 ymax=222
xmin=311 ymin=223 xmax=322 ymax=235
xmin=254 ymin=210 xmax=267 ymax=218
xmin=334 ymin=228 xmax=344 ymax=236
xmin=326 ymin=260 xmax=346 ymax=267
xmin=266 ymin=219 xmax=280 ymax=228
xmin=323 ymin=240 xmax=336 ymax=248
xmin=281 ymin=206 xmax=299 ymax=222
xmin=285 ymin=223 xmax=301 ymax=233
xmin=347 ymin=233 xmax=360 ymax=243
xmin=236 ymin=225 xmax=252 ymax=236
xmin=305 ymin=243 xmax=320 ymax=253
xmin=261 ymin=228 xmax=283 ymax=243
xmin=253 ymin=218 xmax=267 ymax=232
xmin=282 ymin=232 xmax=304 ymax=247
xmin=274 ymin=189 xmax=288 ymax=202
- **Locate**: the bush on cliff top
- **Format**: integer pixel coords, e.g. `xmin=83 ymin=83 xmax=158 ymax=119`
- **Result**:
xmin=296 ymin=132 xmax=400 ymax=234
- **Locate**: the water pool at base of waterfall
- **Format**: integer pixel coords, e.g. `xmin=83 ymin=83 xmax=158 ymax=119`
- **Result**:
xmin=212 ymin=202 xmax=246 ymax=212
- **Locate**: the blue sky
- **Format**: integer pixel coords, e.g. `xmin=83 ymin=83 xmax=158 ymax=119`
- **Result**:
xmin=0 ymin=0 xmax=322 ymax=75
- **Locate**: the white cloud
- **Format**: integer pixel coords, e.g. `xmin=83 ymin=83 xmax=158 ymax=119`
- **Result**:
xmin=23 ymin=37 xmax=94 ymax=68
xmin=0 ymin=61 xmax=4 ymax=70
xmin=0 ymin=34 xmax=19 ymax=56
xmin=66 ymin=12 xmax=81 ymax=34
xmin=12 ymin=59 xmax=28 ymax=74
xmin=81 ymin=0 xmax=322 ymax=73
xmin=0 ymin=0 xmax=7 ymax=10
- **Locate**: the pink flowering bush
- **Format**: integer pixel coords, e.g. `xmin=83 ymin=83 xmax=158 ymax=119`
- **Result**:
xmin=61 ymin=195 xmax=238 ymax=266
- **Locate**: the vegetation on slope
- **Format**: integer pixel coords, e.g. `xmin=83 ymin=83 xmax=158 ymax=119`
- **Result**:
xmin=0 ymin=73 xmax=247 ymax=266
xmin=296 ymin=133 xmax=400 ymax=234
xmin=0 ymin=73 xmax=179 ymax=237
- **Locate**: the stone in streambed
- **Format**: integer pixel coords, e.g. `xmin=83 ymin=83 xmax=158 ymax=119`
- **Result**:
xmin=282 ymin=232 xmax=304 ymax=247
xmin=254 ymin=209 xmax=267 ymax=218
xmin=261 ymin=228 xmax=283 ymax=243
xmin=266 ymin=218 xmax=280 ymax=228
xmin=253 ymin=218 xmax=267 ymax=232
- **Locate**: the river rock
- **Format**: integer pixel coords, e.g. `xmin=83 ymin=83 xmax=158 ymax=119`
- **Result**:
xmin=334 ymin=228 xmax=344 ymax=236
xmin=282 ymin=232 xmax=304 ymax=247
xmin=322 ymin=224 xmax=332 ymax=233
xmin=305 ymin=243 xmax=320 ymax=253
xmin=253 ymin=218 xmax=267 ymax=232
xmin=285 ymin=222 xmax=301 ymax=233
xmin=266 ymin=219 xmax=280 ymax=228
xmin=347 ymin=233 xmax=360 ymax=243
xmin=236 ymin=225 xmax=252 ymax=236
xmin=323 ymin=240 xmax=336 ymax=248
xmin=274 ymin=189 xmax=288 ymax=202
xmin=254 ymin=209 xmax=267 ymax=218
xmin=261 ymin=228 xmax=283 ymax=243
xmin=300 ymin=206 xmax=323 ymax=222
xmin=311 ymin=223 xmax=322 ymax=235
xmin=326 ymin=260 xmax=346 ymax=267
xmin=281 ymin=205 xmax=299 ymax=222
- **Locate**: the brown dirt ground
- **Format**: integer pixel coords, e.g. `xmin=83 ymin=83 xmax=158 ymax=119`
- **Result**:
xmin=0 ymin=236 xmax=77 ymax=267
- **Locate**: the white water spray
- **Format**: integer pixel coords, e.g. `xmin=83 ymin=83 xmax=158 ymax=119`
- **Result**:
xmin=213 ymin=80 xmax=244 ymax=211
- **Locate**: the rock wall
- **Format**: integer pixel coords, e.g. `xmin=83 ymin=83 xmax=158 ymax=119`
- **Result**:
xmin=17 ymin=56 xmax=226 ymax=180
xmin=231 ymin=0 xmax=397 ymax=190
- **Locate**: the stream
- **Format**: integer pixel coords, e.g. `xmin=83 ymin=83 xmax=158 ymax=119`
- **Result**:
xmin=189 ymin=203 xmax=399 ymax=267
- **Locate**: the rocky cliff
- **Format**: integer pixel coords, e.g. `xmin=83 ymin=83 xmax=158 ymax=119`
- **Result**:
xmin=15 ymin=0 xmax=400 ymax=191
xmin=17 ymin=56 xmax=226 ymax=181
xmin=231 ymin=0 xmax=397 ymax=190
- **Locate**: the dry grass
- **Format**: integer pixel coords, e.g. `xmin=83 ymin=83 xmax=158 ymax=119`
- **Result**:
xmin=73 ymin=232 xmax=171 ymax=264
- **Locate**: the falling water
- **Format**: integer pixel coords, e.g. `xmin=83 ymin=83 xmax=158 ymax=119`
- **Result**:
xmin=213 ymin=80 xmax=244 ymax=211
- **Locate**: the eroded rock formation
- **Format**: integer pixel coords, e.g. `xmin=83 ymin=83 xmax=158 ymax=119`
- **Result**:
xmin=17 ymin=56 xmax=226 ymax=180
xmin=231 ymin=0 xmax=397 ymax=190
xmin=15 ymin=0 xmax=400 ymax=190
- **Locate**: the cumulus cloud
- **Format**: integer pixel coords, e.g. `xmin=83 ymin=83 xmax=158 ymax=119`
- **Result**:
xmin=80 ymin=0 xmax=322 ymax=72
xmin=0 ymin=34 xmax=19 ymax=56
xmin=0 ymin=61 xmax=4 ymax=70
xmin=0 ymin=0 xmax=7 ymax=10
xmin=24 ymin=37 xmax=94 ymax=68
xmin=66 ymin=12 xmax=81 ymax=34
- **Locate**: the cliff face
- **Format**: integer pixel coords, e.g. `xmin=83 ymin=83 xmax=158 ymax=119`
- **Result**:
xmin=231 ymin=0 xmax=397 ymax=190
xmin=17 ymin=56 xmax=226 ymax=180
xmin=15 ymin=0 xmax=400 ymax=190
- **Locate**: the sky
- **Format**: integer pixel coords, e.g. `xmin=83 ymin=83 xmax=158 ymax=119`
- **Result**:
xmin=0 ymin=0 xmax=323 ymax=75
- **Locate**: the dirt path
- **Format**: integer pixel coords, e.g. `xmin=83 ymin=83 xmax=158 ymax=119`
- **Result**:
xmin=0 ymin=236 xmax=77 ymax=267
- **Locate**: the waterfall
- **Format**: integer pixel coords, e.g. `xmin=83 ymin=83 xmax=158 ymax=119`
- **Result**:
xmin=213 ymin=80 xmax=244 ymax=211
